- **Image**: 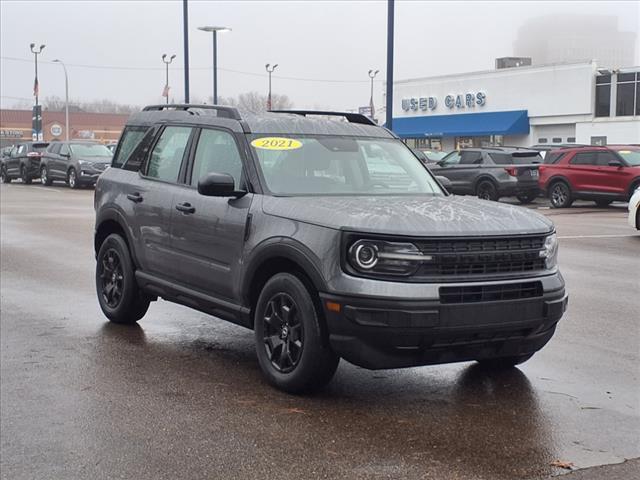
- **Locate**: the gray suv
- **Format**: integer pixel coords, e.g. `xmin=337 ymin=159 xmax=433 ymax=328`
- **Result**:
xmin=429 ymin=147 xmax=543 ymax=203
xmin=94 ymin=105 xmax=567 ymax=393
xmin=40 ymin=141 xmax=112 ymax=188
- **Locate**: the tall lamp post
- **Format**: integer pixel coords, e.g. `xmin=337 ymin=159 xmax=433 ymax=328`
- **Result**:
xmin=198 ymin=25 xmax=231 ymax=104
xmin=52 ymin=60 xmax=69 ymax=141
xmin=368 ymin=69 xmax=379 ymax=122
xmin=265 ymin=63 xmax=278 ymax=110
xmin=161 ymin=54 xmax=176 ymax=104
xmin=30 ymin=43 xmax=45 ymax=141
xmin=386 ymin=0 xmax=395 ymax=130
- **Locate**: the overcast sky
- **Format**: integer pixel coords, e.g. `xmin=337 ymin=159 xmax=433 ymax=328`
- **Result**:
xmin=1 ymin=0 xmax=638 ymax=111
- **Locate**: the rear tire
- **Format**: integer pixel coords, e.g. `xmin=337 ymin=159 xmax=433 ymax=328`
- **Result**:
xmin=67 ymin=168 xmax=79 ymax=189
xmin=1 ymin=167 xmax=10 ymax=184
xmin=40 ymin=166 xmax=52 ymax=186
xmin=96 ymin=233 xmax=150 ymax=324
xmin=549 ymin=181 xmax=573 ymax=208
xmin=476 ymin=353 xmax=534 ymax=370
xmin=20 ymin=165 xmax=32 ymax=184
xmin=476 ymin=180 xmax=498 ymax=201
xmin=517 ymin=192 xmax=537 ymax=204
xmin=254 ymin=273 xmax=339 ymax=393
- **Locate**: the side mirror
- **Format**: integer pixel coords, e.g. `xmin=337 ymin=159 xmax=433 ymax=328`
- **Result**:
xmin=197 ymin=172 xmax=245 ymax=198
xmin=435 ymin=175 xmax=452 ymax=191
xmin=608 ymin=160 xmax=623 ymax=167
xmin=436 ymin=160 xmax=445 ymax=167
xmin=61 ymin=153 xmax=70 ymax=159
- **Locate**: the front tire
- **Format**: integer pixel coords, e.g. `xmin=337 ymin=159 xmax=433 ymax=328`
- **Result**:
xmin=549 ymin=181 xmax=573 ymax=208
xmin=41 ymin=166 xmax=52 ymax=186
xmin=96 ymin=233 xmax=150 ymax=324
xmin=476 ymin=180 xmax=498 ymax=201
xmin=67 ymin=168 xmax=79 ymax=189
xmin=254 ymin=273 xmax=339 ymax=393
xmin=517 ymin=192 xmax=537 ymax=204
xmin=476 ymin=353 xmax=534 ymax=370
xmin=1 ymin=167 xmax=10 ymax=184
xmin=20 ymin=165 xmax=32 ymax=184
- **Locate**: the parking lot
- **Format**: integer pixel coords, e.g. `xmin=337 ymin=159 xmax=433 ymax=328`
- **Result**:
xmin=1 ymin=182 xmax=639 ymax=480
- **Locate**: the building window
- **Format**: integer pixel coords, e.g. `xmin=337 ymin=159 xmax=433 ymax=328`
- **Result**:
xmin=567 ymin=137 xmax=576 ymax=143
xmin=616 ymin=72 xmax=638 ymax=117
xmin=591 ymin=136 xmax=607 ymax=146
xmin=595 ymin=74 xmax=611 ymax=117
xmin=537 ymin=138 xmax=548 ymax=143
xmin=552 ymin=137 xmax=562 ymax=143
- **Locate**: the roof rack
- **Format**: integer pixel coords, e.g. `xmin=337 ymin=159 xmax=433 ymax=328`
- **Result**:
xmin=142 ymin=104 xmax=242 ymax=120
xmin=269 ymin=110 xmax=377 ymax=126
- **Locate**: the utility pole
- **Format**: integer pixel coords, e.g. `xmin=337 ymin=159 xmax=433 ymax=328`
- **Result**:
xmin=183 ymin=0 xmax=190 ymax=103
xmin=386 ymin=0 xmax=394 ymax=131
xmin=162 ymin=54 xmax=176 ymax=104
xmin=265 ymin=63 xmax=278 ymax=110
xmin=30 ymin=43 xmax=45 ymax=141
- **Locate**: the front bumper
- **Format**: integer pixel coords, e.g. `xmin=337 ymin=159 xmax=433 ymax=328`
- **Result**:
xmin=78 ymin=168 xmax=106 ymax=184
xmin=320 ymin=278 xmax=567 ymax=369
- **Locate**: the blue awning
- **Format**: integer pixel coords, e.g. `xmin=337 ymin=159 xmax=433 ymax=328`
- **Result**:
xmin=391 ymin=110 xmax=530 ymax=138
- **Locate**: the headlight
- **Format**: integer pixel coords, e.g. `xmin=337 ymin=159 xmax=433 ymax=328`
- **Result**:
xmin=348 ymin=239 xmax=431 ymax=276
xmin=78 ymin=160 xmax=93 ymax=167
xmin=539 ymin=233 xmax=558 ymax=269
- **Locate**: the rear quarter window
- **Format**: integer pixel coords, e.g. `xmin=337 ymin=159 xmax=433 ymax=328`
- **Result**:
xmin=544 ymin=152 xmax=566 ymax=164
xmin=113 ymin=126 xmax=151 ymax=168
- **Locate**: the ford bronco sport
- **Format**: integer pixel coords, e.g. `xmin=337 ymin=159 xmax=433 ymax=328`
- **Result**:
xmin=94 ymin=105 xmax=567 ymax=393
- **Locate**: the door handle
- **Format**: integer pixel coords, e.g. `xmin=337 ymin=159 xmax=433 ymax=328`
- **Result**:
xmin=126 ymin=192 xmax=143 ymax=203
xmin=175 ymin=202 xmax=196 ymax=214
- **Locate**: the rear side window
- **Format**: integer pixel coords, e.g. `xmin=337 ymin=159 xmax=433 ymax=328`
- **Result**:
xmin=544 ymin=152 xmax=565 ymax=164
xmin=113 ymin=126 xmax=150 ymax=168
xmin=145 ymin=126 xmax=192 ymax=183
xmin=570 ymin=152 xmax=598 ymax=165
xmin=488 ymin=153 xmax=511 ymax=165
xmin=122 ymin=128 xmax=157 ymax=172
xmin=459 ymin=151 xmax=483 ymax=165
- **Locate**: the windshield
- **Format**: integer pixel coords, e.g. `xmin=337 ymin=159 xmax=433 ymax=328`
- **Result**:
xmin=615 ymin=149 xmax=640 ymax=166
xmin=70 ymin=143 xmax=112 ymax=157
xmin=250 ymin=135 xmax=444 ymax=196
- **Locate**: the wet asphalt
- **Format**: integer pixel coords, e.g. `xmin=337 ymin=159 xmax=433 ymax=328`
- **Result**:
xmin=1 ymin=183 xmax=639 ymax=480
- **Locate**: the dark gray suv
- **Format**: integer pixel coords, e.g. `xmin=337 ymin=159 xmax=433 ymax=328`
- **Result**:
xmin=429 ymin=147 xmax=543 ymax=203
xmin=40 ymin=141 xmax=112 ymax=188
xmin=94 ymin=105 xmax=567 ymax=393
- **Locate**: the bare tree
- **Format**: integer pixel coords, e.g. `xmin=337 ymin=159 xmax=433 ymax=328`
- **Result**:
xmin=210 ymin=91 xmax=293 ymax=113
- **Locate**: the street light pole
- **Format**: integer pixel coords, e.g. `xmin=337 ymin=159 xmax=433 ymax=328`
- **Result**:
xmin=52 ymin=59 xmax=69 ymax=141
xmin=162 ymin=54 xmax=176 ymax=104
xmin=386 ymin=0 xmax=395 ymax=130
xmin=368 ymin=69 xmax=379 ymax=122
xmin=198 ymin=26 xmax=231 ymax=104
xmin=265 ymin=63 xmax=278 ymax=110
xmin=183 ymin=0 xmax=190 ymax=103
xmin=30 ymin=43 xmax=45 ymax=141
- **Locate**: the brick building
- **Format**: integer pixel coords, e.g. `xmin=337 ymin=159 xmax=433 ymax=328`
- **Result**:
xmin=0 ymin=109 xmax=130 ymax=147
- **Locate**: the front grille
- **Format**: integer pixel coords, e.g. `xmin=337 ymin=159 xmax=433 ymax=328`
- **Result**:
xmin=416 ymin=235 xmax=547 ymax=278
xmin=439 ymin=281 xmax=543 ymax=304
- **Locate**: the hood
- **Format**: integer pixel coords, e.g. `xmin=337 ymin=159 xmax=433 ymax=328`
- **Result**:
xmin=261 ymin=195 xmax=554 ymax=237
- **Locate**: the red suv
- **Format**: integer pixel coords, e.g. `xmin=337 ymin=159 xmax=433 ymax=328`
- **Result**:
xmin=539 ymin=145 xmax=640 ymax=208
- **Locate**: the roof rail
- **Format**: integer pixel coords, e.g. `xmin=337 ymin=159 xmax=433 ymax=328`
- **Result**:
xmin=269 ymin=110 xmax=377 ymax=126
xmin=142 ymin=104 xmax=242 ymax=120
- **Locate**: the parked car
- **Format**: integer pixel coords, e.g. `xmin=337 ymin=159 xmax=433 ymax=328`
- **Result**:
xmin=538 ymin=145 xmax=640 ymax=208
xmin=94 ymin=105 xmax=567 ymax=393
xmin=1 ymin=142 xmax=49 ymax=184
xmin=429 ymin=147 xmax=543 ymax=203
xmin=40 ymin=141 xmax=112 ymax=188
xmin=629 ymin=186 xmax=640 ymax=230
xmin=423 ymin=150 xmax=448 ymax=162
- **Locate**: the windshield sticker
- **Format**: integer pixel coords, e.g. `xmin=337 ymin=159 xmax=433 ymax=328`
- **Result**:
xmin=251 ymin=137 xmax=302 ymax=150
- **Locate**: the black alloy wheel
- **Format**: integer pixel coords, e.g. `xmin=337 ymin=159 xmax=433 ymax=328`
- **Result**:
xmin=517 ymin=192 xmax=537 ymax=204
xmin=41 ymin=166 xmax=52 ymax=186
xmin=262 ymin=293 xmax=304 ymax=373
xmin=99 ymin=248 xmax=125 ymax=309
xmin=550 ymin=181 xmax=572 ymax=208
xmin=1 ymin=167 xmax=10 ymax=184
xmin=476 ymin=180 xmax=498 ymax=201
xmin=68 ymin=168 xmax=78 ymax=189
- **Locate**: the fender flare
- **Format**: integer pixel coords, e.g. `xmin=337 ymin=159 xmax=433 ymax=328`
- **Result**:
xmin=94 ymin=207 xmax=141 ymax=268
xmin=240 ymin=237 xmax=328 ymax=306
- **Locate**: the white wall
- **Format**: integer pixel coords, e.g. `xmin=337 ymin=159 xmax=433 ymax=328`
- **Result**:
xmin=576 ymin=118 xmax=640 ymax=144
xmin=392 ymin=61 xmax=596 ymax=119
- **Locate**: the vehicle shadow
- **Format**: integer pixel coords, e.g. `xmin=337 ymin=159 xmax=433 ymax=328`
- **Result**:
xmin=91 ymin=321 xmax=557 ymax=479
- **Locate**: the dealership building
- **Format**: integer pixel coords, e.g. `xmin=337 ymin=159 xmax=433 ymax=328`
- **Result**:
xmin=390 ymin=60 xmax=639 ymax=151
